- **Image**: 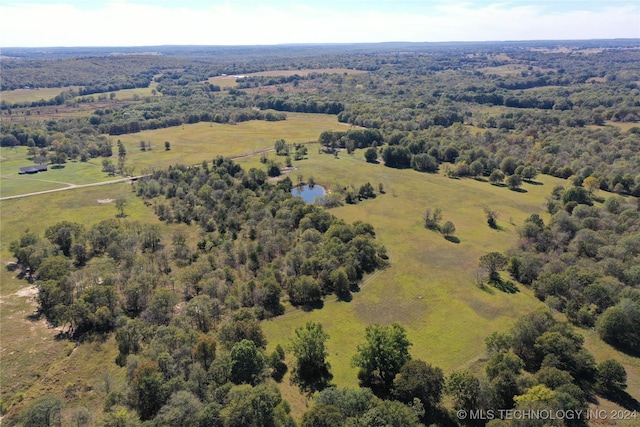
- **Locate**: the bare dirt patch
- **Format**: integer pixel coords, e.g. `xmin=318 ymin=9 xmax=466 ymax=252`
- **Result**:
xmin=97 ymin=198 xmax=114 ymax=203
xmin=15 ymin=286 xmax=37 ymax=298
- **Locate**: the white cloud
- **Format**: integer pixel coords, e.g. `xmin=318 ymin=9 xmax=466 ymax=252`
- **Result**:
xmin=0 ymin=1 xmax=638 ymax=47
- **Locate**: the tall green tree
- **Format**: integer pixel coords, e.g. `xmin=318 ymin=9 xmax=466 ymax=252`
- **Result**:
xmin=220 ymin=383 xmax=282 ymax=427
xmin=21 ymin=395 xmax=63 ymax=427
xmin=445 ymin=370 xmax=481 ymax=411
xmin=230 ymin=339 xmax=266 ymax=386
xmin=392 ymin=359 xmax=444 ymax=408
xmin=352 ymin=323 xmax=412 ymax=397
xmin=479 ymin=252 xmax=508 ymax=282
xmin=131 ymin=359 xmax=166 ymax=421
xmin=289 ymin=321 xmax=333 ymax=395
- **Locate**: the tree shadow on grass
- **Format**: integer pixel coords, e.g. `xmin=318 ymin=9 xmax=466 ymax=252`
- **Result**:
xmin=337 ymin=292 xmax=353 ymax=302
xmin=51 ymin=164 xmax=66 ymax=169
xmin=509 ymin=187 xmax=528 ymax=193
xmin=301 ymin=300 xmax=324 ymax=312
xmin=490 ymin=278 xmax=519 ymax=294
xmin=474 ymin=177 xmax=488 ymax=182
xmin=477 ymin=283 xmax=496 ymax=295
xmin=599 ymin=390 xmax=640 ymax=411
xmin=524 ymin=179 xmax=543 ymax=186
xmin=488 ymin=223 xmax=507 ymax=232
xmin=444 ymin=235 xmax=460 ymax=243
xmin=26 ymin=312 xmax=42 ymax=322
xmin=491 ymin=183 xmax=507 ymax=187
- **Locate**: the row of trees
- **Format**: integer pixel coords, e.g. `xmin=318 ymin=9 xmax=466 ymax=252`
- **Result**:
xmin=347 ymin=123 xmax=640 ymax=198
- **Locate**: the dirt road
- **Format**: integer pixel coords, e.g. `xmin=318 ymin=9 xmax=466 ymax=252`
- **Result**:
xmin=0 ymin=176 xmax=147 ymax=201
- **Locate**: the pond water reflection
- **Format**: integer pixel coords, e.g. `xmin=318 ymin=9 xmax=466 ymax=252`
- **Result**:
xmin=291 ymin=184 xmax=326 ymax=204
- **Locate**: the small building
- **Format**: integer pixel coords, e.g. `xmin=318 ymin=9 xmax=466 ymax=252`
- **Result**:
xmin=19 ymin=165 xmax=48 ymax=174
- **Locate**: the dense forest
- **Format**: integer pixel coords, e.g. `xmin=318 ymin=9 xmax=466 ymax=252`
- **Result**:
xmin=2 ymin=40 xmax=639 ymax=426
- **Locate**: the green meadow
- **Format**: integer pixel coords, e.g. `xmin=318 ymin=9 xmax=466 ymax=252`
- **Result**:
xmin=115 ymin=112 xmax=350 ymax=172
xmin=0 ymin=83 xmax=159 ymax=105
xmin=1 ymin=147 xmax=116 ymax=197
xmin=0 ymin=87 xmax=81 ymax=104
xmin=208 ymin=68 xmax=368 ymax=88
xmin=238 ymin=148 xmax=640 ymax=416
xmin=0 ymin=113 xmax=349 ymax=198
xmin=238 ymin=150 xmax=551 ymax=387
xmin=78 ymin=82 xmax=162 ymax=101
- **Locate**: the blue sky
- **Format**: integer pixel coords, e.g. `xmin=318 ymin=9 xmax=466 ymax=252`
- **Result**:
xmin=1 ymin=1 xmax=639 ymax=47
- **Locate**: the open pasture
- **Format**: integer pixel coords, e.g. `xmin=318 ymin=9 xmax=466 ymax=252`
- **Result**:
xmin=477 ymin=63 xmax=554 ymax=76
xmin=238 ymin=148 xmax=640 ymax=416
xmin=0 ymin=86 xmax=81 ymax=104
xmin=0 ymin=83 xmax=160 ymax=105
xmin=78 ymin=82 xmax=161 ymax=101
xmin=1 ymin=113 xmax=348 ymax=198
xmin=255 ymin=149 xmax=555 ymax=384
xmin=115 ymin=112 xmax=350 ymax=171
xmin=208 ymin=68 xmax=368 ymax=87
xmin=0 ymin=147 xmax=116 ymax=198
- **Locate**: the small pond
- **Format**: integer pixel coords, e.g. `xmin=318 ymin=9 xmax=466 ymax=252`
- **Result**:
xmin=291 ymin=184 xmax=326 ymax=204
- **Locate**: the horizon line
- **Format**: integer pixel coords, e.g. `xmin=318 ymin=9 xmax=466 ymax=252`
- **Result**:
xmin=3 ymin=38 xmax=640 ymax=50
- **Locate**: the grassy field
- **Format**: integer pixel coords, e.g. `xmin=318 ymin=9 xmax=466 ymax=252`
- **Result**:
xmin=208 ymin=68 xmax=368 ymax=88
xmin=0 ymin=87 xmax=81 ymax=104
xmin=476 ymin=64 xmax=554 ymax=76
xmin=115 ymin=113 xmax=350 ymax=172
xmin=0 ymin=114 xmax=349 ymax=198
xmin=238 ymin=148 xmax=640 ymax=418
xmin=1 ymin=147 xmax=118 ymax=197
xmin=78 ymin=82 xmax=161 ymax=101
xmin=250 ymin=150 xmax=553 ymax=384
xmin=0 ymin=83 xmax=160 ymax=105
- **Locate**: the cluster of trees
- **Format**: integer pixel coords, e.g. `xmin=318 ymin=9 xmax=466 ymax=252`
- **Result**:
xmin=7 ymin=159 xmax=389 ymax=425
xmin=424 ymin=208 xmax=456 ymax=239
xmin=9 ymin=158 xmax=388 ymax=343
xmin=318 ymin=129 xmax=383 ymax=153
xmin=298 ymin=311 xmax=627 ymax=427
xmin=1 ymin=122 xmax=114 ymax=165
xmin=441 ymin=310 xmax=630 ymax=427
xmin=502 ymin=187 xmax=640 ymax=355
xmin=254 ymin=94 xmax=344 ymax=115
xmin=0 ymin=55 xmax=181 ymax=91
xmin=17 ymin=309 xmax=629 ymax=426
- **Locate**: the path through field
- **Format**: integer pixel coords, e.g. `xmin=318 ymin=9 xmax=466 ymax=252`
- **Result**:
xmin=0 ymin=147 xmax=278 ymax=201
xmin=0 ymin=176 xmax=144 ymax=200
